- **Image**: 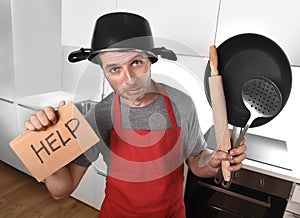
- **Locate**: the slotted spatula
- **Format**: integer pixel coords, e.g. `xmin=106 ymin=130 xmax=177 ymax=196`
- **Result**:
xmin=221 ymin=76 xmax=283 ymax=189
xmin=232 ymin=76 xmax=283 ymax=149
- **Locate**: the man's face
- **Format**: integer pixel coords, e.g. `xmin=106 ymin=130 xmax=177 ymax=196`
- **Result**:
xmin=99 ymin=51 xmax=152 ymax=101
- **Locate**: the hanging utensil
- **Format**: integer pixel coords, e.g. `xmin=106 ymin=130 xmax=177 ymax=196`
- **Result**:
xmin=208 ymin=45 xmax=232 ymax=183
xmin=218 ymin=76 xmax=282 ymax=189
xmin=231 ymin=76 xmax=283 ymax=150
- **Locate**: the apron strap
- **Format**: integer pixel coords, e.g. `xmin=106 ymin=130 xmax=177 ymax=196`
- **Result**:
xmin=113 ymin=83 xmax=178 ymax=129
xmin=155 ymin=84 xmax=178 ymax=128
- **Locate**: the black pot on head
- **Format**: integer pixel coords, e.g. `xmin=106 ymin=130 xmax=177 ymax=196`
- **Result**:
xmin=88 ymin=12 xmax=158 ymax=64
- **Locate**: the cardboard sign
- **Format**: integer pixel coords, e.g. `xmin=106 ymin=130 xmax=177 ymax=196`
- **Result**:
xmin=10 ymin=102 xmax=100 ymax=182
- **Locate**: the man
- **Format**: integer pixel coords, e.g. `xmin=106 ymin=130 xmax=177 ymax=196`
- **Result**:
xmin=25 ymin=12 xmax=246 ymax=217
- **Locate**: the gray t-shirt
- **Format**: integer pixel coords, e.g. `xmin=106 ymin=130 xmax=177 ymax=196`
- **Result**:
xmin=73 ymin=83 xmax=206 ymax=171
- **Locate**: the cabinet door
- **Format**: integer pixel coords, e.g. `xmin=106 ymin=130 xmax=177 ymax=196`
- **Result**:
xmin=62 ymin=0 xmax=116 ymax=47
xmin=70 ymin=163 xmax=106 ymax=211
xmin=71 ymin=165 xmax=95 ymax=208
xmin=94 ymin=169 xmax=106 ymax=210
xmin=11 ymin=0 xmax=62 ymax=98
xmin=117 ymin=0 xmax=220 ymax=57
xmin=0 ymin=0 xmax=15 ymax=100
xmin=16 ymin=105 xmax=34 ymax=135
xmin=0 ymin=101 xmax=29 ymax=174
xmin=216 ymin=0 xmax=300 ymax=66
xmin=71 ymin=157 xmax=107 ymax=210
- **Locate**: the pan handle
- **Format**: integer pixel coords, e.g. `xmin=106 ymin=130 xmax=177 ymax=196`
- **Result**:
xmin=214 ymin=167 xmax=223 ymax=185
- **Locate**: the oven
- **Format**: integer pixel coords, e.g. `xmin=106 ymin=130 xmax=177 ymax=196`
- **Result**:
xmin=184 ymin=126 xmax=294 ymax=218
xmin=184 ymin=168 xmax=292 ymax=218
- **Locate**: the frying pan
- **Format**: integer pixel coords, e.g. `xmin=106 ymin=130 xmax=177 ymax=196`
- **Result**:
xmin=204 ymin=33 xmax=292 ymax=127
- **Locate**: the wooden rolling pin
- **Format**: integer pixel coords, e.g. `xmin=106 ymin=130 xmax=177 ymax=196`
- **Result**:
xmin=208 ymin=45 xmax=231 ymax=181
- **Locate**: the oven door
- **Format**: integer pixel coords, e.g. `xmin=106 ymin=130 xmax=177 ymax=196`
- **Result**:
xmin=184 ymin=169 xmax=291 ymax=218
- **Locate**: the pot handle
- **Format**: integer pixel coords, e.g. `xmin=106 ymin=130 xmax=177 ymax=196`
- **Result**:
xmin=151 ymin=47 xmax=177 ymax=61
xmin=68 ymin=48 xmax=92 ymax=63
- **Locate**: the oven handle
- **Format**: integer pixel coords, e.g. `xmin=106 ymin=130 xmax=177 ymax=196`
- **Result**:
xmin=197 ymin=181 xmax=271 ymax=208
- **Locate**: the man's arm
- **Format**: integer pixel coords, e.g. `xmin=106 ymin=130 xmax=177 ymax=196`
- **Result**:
xmin=44 ymin=163 xmax=87 ymax=200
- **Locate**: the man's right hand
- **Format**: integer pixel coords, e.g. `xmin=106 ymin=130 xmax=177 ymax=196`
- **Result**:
xmin=24 ymin=101 xmax=65 ymax=131
xmin=23 ymin=100 xmax=88 ymax=199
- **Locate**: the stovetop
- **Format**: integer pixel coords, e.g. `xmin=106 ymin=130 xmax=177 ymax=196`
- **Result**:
xmin=204 ymin=126 xmax=291 ymax=171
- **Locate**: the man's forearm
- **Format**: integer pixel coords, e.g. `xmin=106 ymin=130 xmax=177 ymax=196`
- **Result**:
xmin=44 ymin=165 xmax=75 ymax=200
xmin=187 ymin=149 xmax=219 ymax=178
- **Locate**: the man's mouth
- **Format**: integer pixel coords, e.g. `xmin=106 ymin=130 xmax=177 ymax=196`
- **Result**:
xmin=126 ymin=87 xmax=143 ymax=95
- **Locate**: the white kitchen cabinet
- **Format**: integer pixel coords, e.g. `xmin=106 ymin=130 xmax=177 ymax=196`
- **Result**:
xmin=0 ymin=0 xmax=62 ymax=175
xmin=117 ymin=0 xmax=219 ymax=57
xmin=71 ymin=164 xmax=96 ymax=208
xmin=15 ymin=105 xmax=36 ymax=135
xmin=283 ymin=211 xmax=300 ymax=218
xmin=71 ymin=157 xmax=107 ymax=210
xmin=11 ymin=0 xmax=62 ymax=98
xmin=70 ymin=100 xmax=107 ymax=210
xmin=291 ymin=184 xmax=300 ymax=203
xmin=62 ymin=0 xmax=117 ymax=47
xmin=0 ymin=0 xmax=15 ymax=100
xmin=216 ymin=0 xmax=300 ymax=66
xmin=0 ymin=100 xmax=29 ymax=174
xmin=94 ymin=168 xmax=107 ymax=210
xmin=285 ymin=183 xmax=300 ymax=217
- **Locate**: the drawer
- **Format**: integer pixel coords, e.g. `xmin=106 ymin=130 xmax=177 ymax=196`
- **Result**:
xmin=232 ymin=168 xmax=293 ymax=199
xmin=292 ymin=184 xmax=300 ymax=203
xmin=283 ymin=211 xmax=300 ymax=218
xmin=286 ymin=200 xmax=300 ymax=216
xmin=285 ymin=184 xmax=300 ymax=216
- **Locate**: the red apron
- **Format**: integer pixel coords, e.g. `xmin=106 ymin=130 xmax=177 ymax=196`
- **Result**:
xmin=99 ymin=85 xmax=185 ymax=218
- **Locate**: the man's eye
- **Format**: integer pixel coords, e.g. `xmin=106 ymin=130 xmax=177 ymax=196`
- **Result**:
xmin=132 ymin=60 xmax=143 ymax=67
xmin=110 ymin=67 xmax=119 ymax=73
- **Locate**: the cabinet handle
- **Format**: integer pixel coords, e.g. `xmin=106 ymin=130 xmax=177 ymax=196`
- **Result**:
xmin=0 ymin=98 xmax=14 ymax=104
xmin=17 ymin=103 xmax=40 ymax=111
xmin=286 ymin=213 xmax=300 ymax=218
xmin=197 ymin=180 xmax=271 ymax=208
xmin=93 ymin=168 xmax=107 ymax=177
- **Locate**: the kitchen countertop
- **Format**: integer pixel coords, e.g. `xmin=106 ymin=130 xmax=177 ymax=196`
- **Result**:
xmin=242 ymin=139 xmax=300 ymax=184
xmin=205 ymin=126 xmax=300 ymax=184
xmin=242 ymin=156 xmax=300 ymax=183
xmin=203 ymin=150 xmax=300 ymax=183
xmin=16 ymin=91 xmax=75 ymax=110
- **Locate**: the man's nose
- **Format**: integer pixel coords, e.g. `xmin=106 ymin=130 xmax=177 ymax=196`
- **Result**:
xmin=123 ymin=67 xmax=135 ymax=81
